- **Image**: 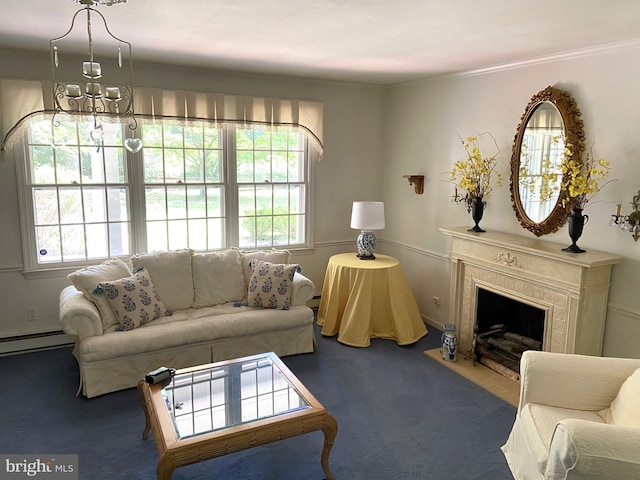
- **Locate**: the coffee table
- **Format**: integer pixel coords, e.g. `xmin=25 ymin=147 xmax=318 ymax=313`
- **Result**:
xmin=138 ymin=352 xmax=338 ymax=479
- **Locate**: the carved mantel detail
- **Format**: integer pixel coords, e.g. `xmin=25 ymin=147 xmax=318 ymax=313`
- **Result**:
xmin=495 ymin=252 xmax=521 ymax=268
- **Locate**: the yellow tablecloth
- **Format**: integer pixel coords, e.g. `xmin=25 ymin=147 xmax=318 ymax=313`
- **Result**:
xmin=317 ymin=253 xmax=428 ymax=347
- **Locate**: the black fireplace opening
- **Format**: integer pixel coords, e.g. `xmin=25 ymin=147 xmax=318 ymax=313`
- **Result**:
xmin=474 ymin=288 xmax=545 ymax=376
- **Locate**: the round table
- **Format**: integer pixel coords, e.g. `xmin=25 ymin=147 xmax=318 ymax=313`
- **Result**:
xmin=317 ymin=253 xmax=428 ymax=347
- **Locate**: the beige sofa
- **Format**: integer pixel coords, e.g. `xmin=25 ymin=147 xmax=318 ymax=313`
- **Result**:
xmin=501 ymin=350 xmax=640 ymax=480
xmin=60 ymin=248 xmax=316 ymax=398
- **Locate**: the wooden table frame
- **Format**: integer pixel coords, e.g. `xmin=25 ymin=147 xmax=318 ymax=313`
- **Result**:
xmin=138 ymin=353 xmax=338 ymax=480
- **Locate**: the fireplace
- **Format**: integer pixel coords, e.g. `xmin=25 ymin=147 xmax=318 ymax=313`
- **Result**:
xmin=441 ymin=227 xmax=621 ymax=362
xmin=474 ymin=288 xmax=545 ymax=378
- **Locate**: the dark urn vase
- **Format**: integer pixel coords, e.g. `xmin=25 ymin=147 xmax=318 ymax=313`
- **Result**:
xmin=562 ymin=208 xmax=589 ymax=253
xmin=468 ymin=196 xmax=486 ymax=232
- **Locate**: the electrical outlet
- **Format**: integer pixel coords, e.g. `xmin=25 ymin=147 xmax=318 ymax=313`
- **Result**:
xmin=432 ymin=296 xmax=441 ymax=306
xmin=27 ymin=308 xmax=38 ymax=322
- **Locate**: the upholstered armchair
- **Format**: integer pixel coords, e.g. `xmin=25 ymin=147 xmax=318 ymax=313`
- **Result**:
xmin=501 ymin=350 xmax=640 ymax=480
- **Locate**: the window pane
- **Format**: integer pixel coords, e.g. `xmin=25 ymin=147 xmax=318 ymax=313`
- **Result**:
xmin=168 ymin=219 xmax=188 ymax=249
xmin=167 ymin=186 xmax=187 ymax=219
xmin=165 ymin=149 xmax=185 ymax=182
xmin=84 ymin=187 xmax=107 ymax=223
xmin=205 ymin=150 xmax=222 ymax=182
xmin=187 ymin=185 xmax=206 ymax=219
xmin=207 ymin=218 xmax=224 ymax=249
xmin=188 ymin=219 xmax=207 ymax=250
xmin=184 ymin=126 xmax=203 ymax=149
xmin=109 ymin=222 xmax=130 ymax=256
xmin=61 ymin=224 xmax=85 ymax=260
xmin=164 ymin=124 xmax=184 ymax=148
xmin=36 ymin=226 xmax=61 ymax=263
xmin=238 ymin=185 xmax=256 ymax=217
xmin=31 ymin=146 xmax=55 ymax=184
xmin=206 ymin=186 xmax=223 ymax=217
xmin=236 ymin=150 xmax=254 ymax=182
xmin=146 ymin=187 xmax=167 ymax=220
xmin=107 ymin=187 xmax=129 ymax=222
xmin=144 ymin=148 xmax=165 ymax=183
xmin=34 ymin=188 xmax=59 ymax=225
xmin=86 ymin=223 xmax=108 ymax=258
xmin=80 ymin=147 xmax=104 ymax=184
xmin=147 ymin=221 xmax=168 ymax=251
xmin=55 ymin=147 xmax=81 ymax=184
xmin=59 ymin=187 xmax=83 ymax=224
xmin=104 ymin=147 xmax=125 ymax=183
xmin=142 ymin=124 xmax=163 ymax=147
xmin=185 ymin=150 xmax=204 ymax=183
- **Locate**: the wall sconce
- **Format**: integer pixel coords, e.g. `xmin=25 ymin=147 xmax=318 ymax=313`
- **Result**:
xmin=403 ymin=175 xmax=424 ymax=194
xmin=610 ymin=190 xmax=640 ymax=241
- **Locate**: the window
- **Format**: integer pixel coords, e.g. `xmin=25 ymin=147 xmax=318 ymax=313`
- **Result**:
xmin=21 ymin=115 xmax=311 ymax=270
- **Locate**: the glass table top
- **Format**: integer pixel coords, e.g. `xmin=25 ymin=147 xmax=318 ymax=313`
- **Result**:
xmin=161 ymin=354 xmax=310 ymax=439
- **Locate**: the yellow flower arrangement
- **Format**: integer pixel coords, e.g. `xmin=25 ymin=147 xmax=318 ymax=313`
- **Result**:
xmin=560 ymin=144 xmax=612 ymax=210
xmin=450 ymin=132 xmax=502 ymax=211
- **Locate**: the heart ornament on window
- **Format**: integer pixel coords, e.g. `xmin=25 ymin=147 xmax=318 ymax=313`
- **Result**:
xmin=124 ymin=137 xmax=143 ymax=153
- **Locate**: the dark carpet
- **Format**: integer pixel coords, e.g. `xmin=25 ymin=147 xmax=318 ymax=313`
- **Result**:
xmin=0 ymin=325 xmax=516 ymax=479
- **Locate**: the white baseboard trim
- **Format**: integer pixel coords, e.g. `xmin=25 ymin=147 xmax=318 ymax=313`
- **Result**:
xmin=0 ymin=331 xmax=75 ymax=356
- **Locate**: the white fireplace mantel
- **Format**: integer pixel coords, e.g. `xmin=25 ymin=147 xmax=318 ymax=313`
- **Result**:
xmin=441 ymin=227 xmax=622 ymax=357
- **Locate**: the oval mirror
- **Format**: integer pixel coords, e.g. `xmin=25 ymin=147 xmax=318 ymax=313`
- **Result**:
xmin=510 ymin=86 xmax=585 ymax=236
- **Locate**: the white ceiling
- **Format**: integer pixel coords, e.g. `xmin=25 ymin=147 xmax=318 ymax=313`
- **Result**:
xmin=1 ymin=0 xmax=640 ymax=85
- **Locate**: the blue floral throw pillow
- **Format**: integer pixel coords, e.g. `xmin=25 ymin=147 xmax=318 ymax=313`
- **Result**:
xmin=99 ymin=268 xmax=168 ymax=331
xmin=245 ymin=260 xmax=299 ymax=310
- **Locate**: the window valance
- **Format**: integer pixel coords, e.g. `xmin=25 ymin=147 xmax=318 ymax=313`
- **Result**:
xmin=0 ymin=79 xmax=324 ymax=155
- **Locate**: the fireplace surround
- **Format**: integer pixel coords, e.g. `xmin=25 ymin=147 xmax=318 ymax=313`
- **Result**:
xmin=441 ymin=227 xmax=621 ymax=358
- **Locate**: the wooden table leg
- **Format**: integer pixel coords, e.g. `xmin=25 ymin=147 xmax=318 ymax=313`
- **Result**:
xmin=320 ymin=413 xmax=338 ymax=480
xmin=137 ymin=380 xmax=152 ymax=440
xmin=157 ymin=453 xmax=176 ymax=480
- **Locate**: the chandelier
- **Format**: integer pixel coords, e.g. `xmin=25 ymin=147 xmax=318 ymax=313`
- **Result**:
xmin=50 ymin=0 xmax=142 ymax=153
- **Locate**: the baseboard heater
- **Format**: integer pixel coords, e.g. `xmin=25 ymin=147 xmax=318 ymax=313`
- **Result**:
xmin=0 ymin=330 xmax=74 ymax=356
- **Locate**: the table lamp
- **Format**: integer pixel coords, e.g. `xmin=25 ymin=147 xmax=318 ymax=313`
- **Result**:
xmin=350 ymin=201 xmax=385 ymax=260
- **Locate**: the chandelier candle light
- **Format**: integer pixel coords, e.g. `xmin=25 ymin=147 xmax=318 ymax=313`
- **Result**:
xmin=50 ymin=0 xmax=142 ymax=153
xmin=350 ymin=201 xmax=385 ymax=260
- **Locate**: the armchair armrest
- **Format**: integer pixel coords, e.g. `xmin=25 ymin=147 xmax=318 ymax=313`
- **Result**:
xmin=545 ymin=419 xmax=640 ymax=480
xmin=59 ymin=285 xmax=104 ymax=341
xmin=291 ymin=272 xmax=315 ymax=306
xmin=518 ymin=351 xmax=640 ymax=412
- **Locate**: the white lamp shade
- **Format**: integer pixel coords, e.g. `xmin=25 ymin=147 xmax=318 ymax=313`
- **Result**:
xmin=350 ymin=201 xmax=385 ymax=230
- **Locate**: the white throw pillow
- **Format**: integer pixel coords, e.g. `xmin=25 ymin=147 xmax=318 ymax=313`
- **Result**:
xmin=239 ymin=248 xmax=291 ymax=287
xmin=99 ymin=268 xmax=168 ymax=331
xmin=192 ymin=249 xmax=246 ymax=307
xmin=68 ymin=259 xmax=132 ymax=330
xmin=130 ymin=249 xmax=194 ymax=311
xmin=245 ymin=260 xmax=299 ymax=310
xmin=600 ymin=367 xmax=640 ymax=428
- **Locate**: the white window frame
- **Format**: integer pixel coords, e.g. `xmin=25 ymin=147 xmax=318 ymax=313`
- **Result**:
xmin=16 ymin=115 xmax=313 ymax=274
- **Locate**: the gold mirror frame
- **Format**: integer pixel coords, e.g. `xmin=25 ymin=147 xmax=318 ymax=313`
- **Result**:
xmin=510 ymin=86 xmax=585 ymax=236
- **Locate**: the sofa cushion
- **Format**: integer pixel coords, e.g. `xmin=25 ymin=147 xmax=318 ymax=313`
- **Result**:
xmin=192 ymin=249 xmax=246 ymax=307
xmin=245 ymin=260 xmax=299 ymax=310
xmin=99 ymin=268 xmax=169 ymax=331
xmin=130 ymin=249 xmax=194 ymax=311
xmin=239 ymin=248 xmax=291 ymax=287
xmin=600 ymin=367 xmax=640 ymax=428
xmin=68 ymin=259 xmax=132 ymax=330
xmin=79 ymin=304 xmax=314 ymax=362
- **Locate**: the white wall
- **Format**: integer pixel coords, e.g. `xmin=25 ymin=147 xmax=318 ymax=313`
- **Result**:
xmin=383 ymin=44 xmax=640 ymax=359
xmin=0 ymin=48 xmax=386 ymax=339
xmin=2 ymin=44 xmax=639 ymax=360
